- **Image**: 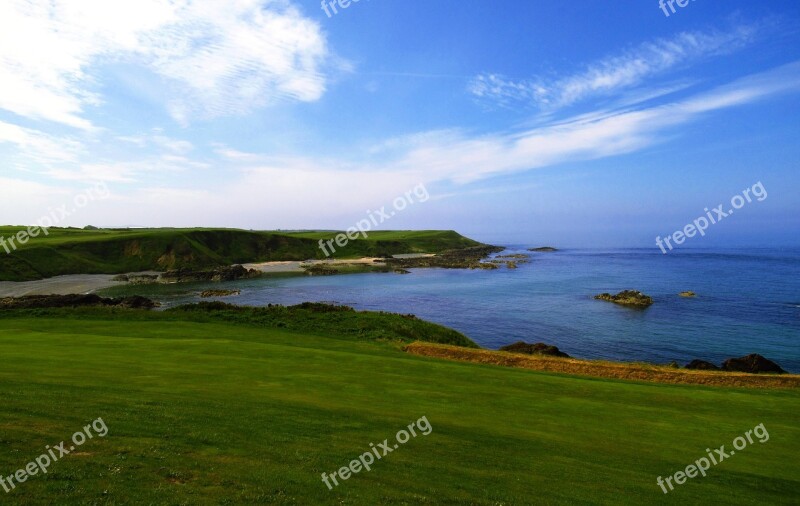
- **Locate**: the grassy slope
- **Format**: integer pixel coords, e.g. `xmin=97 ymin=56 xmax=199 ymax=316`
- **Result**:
xmin=0 ymin=309 xmax=797 ymax=505
xmin=0 ymin=228 xmax=482 ymax=281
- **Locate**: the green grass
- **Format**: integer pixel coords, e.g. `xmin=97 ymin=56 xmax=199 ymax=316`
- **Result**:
xmin=0 ymin=308 xmax=797 ymax=504
xmin=0 ymin=228 xmax=483 ymax=281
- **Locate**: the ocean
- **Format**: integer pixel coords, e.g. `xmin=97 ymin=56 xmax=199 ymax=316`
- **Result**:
xmin=101 ymin=247 xmax=800 ymax=373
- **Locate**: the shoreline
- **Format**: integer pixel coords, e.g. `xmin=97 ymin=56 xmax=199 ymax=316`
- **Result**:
xmin=0 ymin=257 xmax=405 ymax=297
xmin=0 ymin=289 xmax=795 ymax=378
xmin=243 ymin=256 xmax=395 ymax=274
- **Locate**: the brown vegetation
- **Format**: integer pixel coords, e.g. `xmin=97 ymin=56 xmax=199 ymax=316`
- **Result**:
xmin=404 ymin=342 xmax=800 ymax=389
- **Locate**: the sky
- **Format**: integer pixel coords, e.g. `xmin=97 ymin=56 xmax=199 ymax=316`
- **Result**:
xmin=1 ymin=0 xmax=799 ymax=247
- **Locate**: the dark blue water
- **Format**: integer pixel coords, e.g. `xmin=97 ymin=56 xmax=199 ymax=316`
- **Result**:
xmin=103 ymin=248 xmax=800 ymax=372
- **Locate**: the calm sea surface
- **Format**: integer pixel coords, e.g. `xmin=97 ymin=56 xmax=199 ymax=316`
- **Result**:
xmin=100 ymin=248 xmax=800 ymax=373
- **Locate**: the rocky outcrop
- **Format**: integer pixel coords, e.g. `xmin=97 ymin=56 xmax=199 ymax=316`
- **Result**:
xmin=161 ymin=265 xmax=260 ymax=283
xmin=200 ymin=289 xmax=241 ymax=298
xmin=116 ymin=296 xmax=158 ymax=309
xmin=0 ymin=294 xmax=157 ymax=310
xmin=385 ymin=245 xmax=505 ymax=270
xmin=685 ymin=359 xmax=719 ymax=370
xmin=679 ymin=291 xmax=696 ymax=298
xmin=594 ymin=290 xmax=654 ymax=308
xmin=722 ymin=354 xmax=786 ymax=374
xmin=113 ymin=274 xmax=160 ymax=284
xmin=303 ymin=265 xmax=339 ymax=276
xmin=499 ymin=341 xmax=571 ymax=358
xmin=528 ymin=247 xmax=558 ymax=252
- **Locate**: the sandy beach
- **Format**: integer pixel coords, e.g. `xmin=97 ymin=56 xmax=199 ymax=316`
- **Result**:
xmin=243 ymin=257 xmax=389 ymax=273
xmin=0 ymin=274 xmax=126 ymax=297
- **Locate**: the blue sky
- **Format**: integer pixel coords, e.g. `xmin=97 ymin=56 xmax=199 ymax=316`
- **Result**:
xmin=1 ymin=0 xmax=799 ymax=247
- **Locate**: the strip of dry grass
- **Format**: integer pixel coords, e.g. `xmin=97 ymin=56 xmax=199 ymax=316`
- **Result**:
xmin=404 ymin=342 xmax=800 ymax=389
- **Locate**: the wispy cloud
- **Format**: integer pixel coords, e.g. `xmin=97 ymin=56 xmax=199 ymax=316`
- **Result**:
xmin=94 ymin=62 xmax=800 ymax=226
xmin=0 ymin=120 xmax=84 ymax=166
xmin=398 ymin=62 xmax=800 ymax=183
xmin=4 ymin=61 xmax=799 ymax=227
xmin=469 ymin=24 xmax=761 ymax=111
xmin=0 ymin=0 xmax=331 ymax=128
xmin=117 ymin=131 xmax=194 ymax=154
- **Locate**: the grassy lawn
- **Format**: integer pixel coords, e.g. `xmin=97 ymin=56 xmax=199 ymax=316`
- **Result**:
xmin=0 ymin=310 xmax=797 ymax=504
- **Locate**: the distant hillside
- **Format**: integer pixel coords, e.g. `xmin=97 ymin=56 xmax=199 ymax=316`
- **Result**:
xmin=0 ymin=227 xmax=484 ymax=281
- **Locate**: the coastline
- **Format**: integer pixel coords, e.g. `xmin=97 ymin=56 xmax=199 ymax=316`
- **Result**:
xmin=2 ymin=247 xmax=796 ymax=375
xmin=0 ymin=257 xmax=398 ymax=297
xmin=243 ymin=256 xmax=395 ymax=273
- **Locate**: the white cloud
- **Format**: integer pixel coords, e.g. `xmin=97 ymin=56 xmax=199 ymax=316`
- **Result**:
xmin=150 ymin=1 xmax=329 ymax=123
xmin=117 ymin=132 xmax=194 ymax=154
xmin=469 ymin=24 xmax=760 ymax=111
xmin=3 ymin=63 xmax=799 ymax=228
xmin=236 ymin=61 xmax=800 ymax=190
xmin=0 ymin=0 xmax=330 ymax=128
xmin=0 ymin=120 xmax=84 ymax=165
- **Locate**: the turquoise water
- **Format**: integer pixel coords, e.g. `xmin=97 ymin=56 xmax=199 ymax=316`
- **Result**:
xmin=103 ymin=248 xmax=800 ymax=372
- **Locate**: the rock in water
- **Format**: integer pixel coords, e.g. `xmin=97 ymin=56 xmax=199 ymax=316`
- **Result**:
xmin=679 ymin=291 xmax=696 ymax=297
xmin=200 ymin=289 xmax=241 ymax=298
xmin=722 ymin=354 xmax=786 ymax=374
xmin=685 ymin=359 xmax=719 ymax=370
xmin=594 ymin=290 xmax=654 ymax=308
xmin=499 ymin=341 xmax=571 ymax=358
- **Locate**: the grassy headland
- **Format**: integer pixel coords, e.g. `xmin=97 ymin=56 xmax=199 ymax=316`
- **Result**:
xmin=0 ymin=305 xmax=797 ymax=504
xmin=0 ymin=227 xmax=484 ymax=281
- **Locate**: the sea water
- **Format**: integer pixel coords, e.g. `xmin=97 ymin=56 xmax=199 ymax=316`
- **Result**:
xmin=101 ymin=247 xmax=800 ymax=372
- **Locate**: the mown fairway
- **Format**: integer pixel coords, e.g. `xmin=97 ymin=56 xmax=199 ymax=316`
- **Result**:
xmin=0 ymin=310 xmax=798 ymax=505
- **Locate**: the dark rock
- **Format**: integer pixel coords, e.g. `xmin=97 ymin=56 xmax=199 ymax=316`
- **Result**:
xmin=303 ymin=265 xmax=339 ymax=276
xmin=200 ymin=289 xmax=241 ymax=298
xmin=128 ymin=274 xmax=159 ymax=285
xmin=115 ymin=296 xmax=158 ymax=309
xmin=385 ymin=245 xmax=505 ymax=270
xmin=685 ymin=359 xmax=720 ymax=370
xmin=161 ymin=265 xmax=260 ymax=283
xmin=470 ymin=262 xmax=499 ymax=270
xmin=393 ymin=269 xmax=411 ymax=274
xmin=528 ymin=247 xmax=558 ymax=252
xmin=594 ymin=290 xmax=654 ymax=308
xmin=722 ymin=354 xmax=786 ymax=374
xmin=499 ymin=341 xmax=571 ymax=358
